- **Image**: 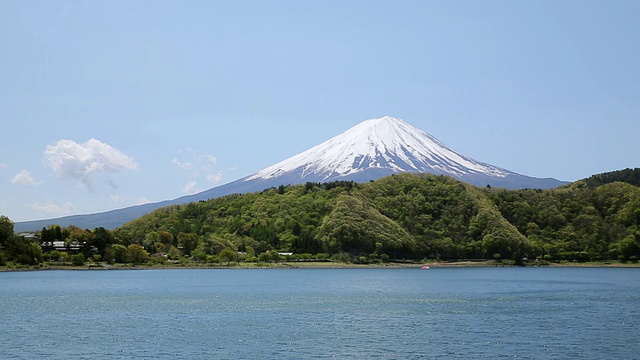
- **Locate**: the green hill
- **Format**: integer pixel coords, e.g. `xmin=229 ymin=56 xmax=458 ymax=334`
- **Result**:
xmin=3 ymin=170 xmax=639 ymax=266
xmin=116 ymin=172 xmax=640 ymax=262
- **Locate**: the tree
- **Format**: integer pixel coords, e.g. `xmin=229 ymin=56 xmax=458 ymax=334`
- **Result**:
xmin=0 ymin=216 xmax=14 ymax=247
xmin=144 ymin=231 xmax=160 ymax=251
xmin=63 ymin=227 xmax=92 ymax=254
xmin=191 ymin=247 xmax=208 ymax=262
xmin=199 ymin=235 xmax=232 ymax=255
xmin=126 ymin=244 xmax=149 ymax=264
xmin=178 ymin=232 xmax=200 ymax=256
xmin=92 ymin=227 xmax=114 ymax=255
xmin=482 ymin=226 xmax=533 ymax=262
xmin=610 ymin=235 xmax=640 ymax=260
xmin=158 ymin=231 xmax=175 ymax=250
xmin=167 ymin=246 xmax=180 ymax=260
xmin=5 ymin=236 xmax=42 ymax=265
xmin=218 ymin=248 xmax=238 ymax=264
xmin=71 ymin=253 xmax=85 ymax=266
xmin=110 ymin=244 xmax=128 ymax=263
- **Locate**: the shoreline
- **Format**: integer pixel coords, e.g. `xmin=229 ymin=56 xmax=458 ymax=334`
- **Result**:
xmin=2 ymin=260 xmax=640 ymax=272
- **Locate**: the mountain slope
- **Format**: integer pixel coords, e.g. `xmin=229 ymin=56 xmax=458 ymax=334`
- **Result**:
xmin=117 ymin=173 xmax=532 ymax=260
xmin=117 ymin=172 xmax=640 ymax=262
xmin=14 ymin=116 xmax=567 ymax=232
xmin=245 ymin=116 xmax=564 ymax=188
xmin=247 ymin=116 xmax=510 ymax=181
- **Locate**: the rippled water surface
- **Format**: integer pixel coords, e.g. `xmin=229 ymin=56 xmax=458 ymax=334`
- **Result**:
xmin=2 ymin=267 xmax=639 ymax=359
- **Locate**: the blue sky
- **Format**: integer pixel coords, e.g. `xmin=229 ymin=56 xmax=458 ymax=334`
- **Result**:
xmin=1 ymin=0 xmax=638 ymax=222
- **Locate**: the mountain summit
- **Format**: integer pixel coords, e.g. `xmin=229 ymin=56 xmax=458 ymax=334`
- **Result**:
xmin=14 ymin=116 xmax=566 ymax=231
xmin=245 ymin=116 xmax=559 ymax=188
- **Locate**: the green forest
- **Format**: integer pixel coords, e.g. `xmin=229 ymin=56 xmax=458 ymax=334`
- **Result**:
xmin=2 ymin=168 xmax=640 ymax=268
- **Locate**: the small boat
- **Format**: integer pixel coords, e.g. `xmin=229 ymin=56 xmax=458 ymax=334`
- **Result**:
xmin=421 ymin=265 xmax=430 ymax=270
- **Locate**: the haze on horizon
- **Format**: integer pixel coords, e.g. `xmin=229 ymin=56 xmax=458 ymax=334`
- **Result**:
xmin=1 ymin=1 xmax=639 ymax=222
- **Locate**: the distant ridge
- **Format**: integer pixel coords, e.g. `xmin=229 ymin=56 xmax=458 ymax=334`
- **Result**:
xmin=14 ymin=116 xmax=567 ymax=232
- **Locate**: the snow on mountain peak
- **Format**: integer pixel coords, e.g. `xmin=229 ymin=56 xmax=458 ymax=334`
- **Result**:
xmin=246 ymin=116 xmax=512 ymax=182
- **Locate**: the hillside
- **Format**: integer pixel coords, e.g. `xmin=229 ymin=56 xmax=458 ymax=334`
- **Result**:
xmin=114 ymin=172 xmax=640 ymax=262
xmin=4 ymin=171 xmax=638 ymax=267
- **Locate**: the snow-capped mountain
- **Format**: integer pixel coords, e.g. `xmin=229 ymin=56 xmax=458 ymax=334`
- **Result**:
xmin=244 ymin=116 xmax=561 ymax=188
xmin=14 ymin=116 xmax=566 ymax=231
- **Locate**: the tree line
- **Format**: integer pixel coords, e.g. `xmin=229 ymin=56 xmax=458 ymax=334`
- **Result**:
xmin=1 ymin=169 xmax=639 ymax=267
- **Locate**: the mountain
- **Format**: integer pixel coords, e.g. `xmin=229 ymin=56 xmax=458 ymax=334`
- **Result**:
xmin=14 ymin=116 xmax=567 ymax=232
xmin=244 ymin=116 xmax=565 ymax=188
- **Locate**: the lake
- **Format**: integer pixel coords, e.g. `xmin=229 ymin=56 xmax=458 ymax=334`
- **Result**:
xmin=1 ymin=267 xmax=639 ymax=359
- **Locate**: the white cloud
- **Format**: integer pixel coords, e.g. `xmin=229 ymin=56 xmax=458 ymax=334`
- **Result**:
xmin=171 ymin=158 xmax=194 ymax=171
xmin=110 ymin=195 xmax=125 ymax=203
xmin=43 ymin=138 xmax=138 ymax=189
xmin=10 ymin=170 xmax=41 ymax=186
xmin=172 ymin=148 xmax=222 ymax=192
xmin=205 ymin=154 xmax=218 ymax=164
xmin=27 ymin=202 xmax=75 ymax=216
xmin=110 ymin=195 xmax=152 ymax=206
xmin=0 ymin=163 xmax=7 ymax=170
xmin=206 ymin=170 xmax=224 ymax=185
xmin=172 ymin=148 xmax=218 ymax=173
xmin=180 ymin=180 xmax=199 ymax=194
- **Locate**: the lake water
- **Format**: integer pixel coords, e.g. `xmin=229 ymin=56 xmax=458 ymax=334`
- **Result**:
xmin=1 ymin=267 xmax=639 ymax=359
